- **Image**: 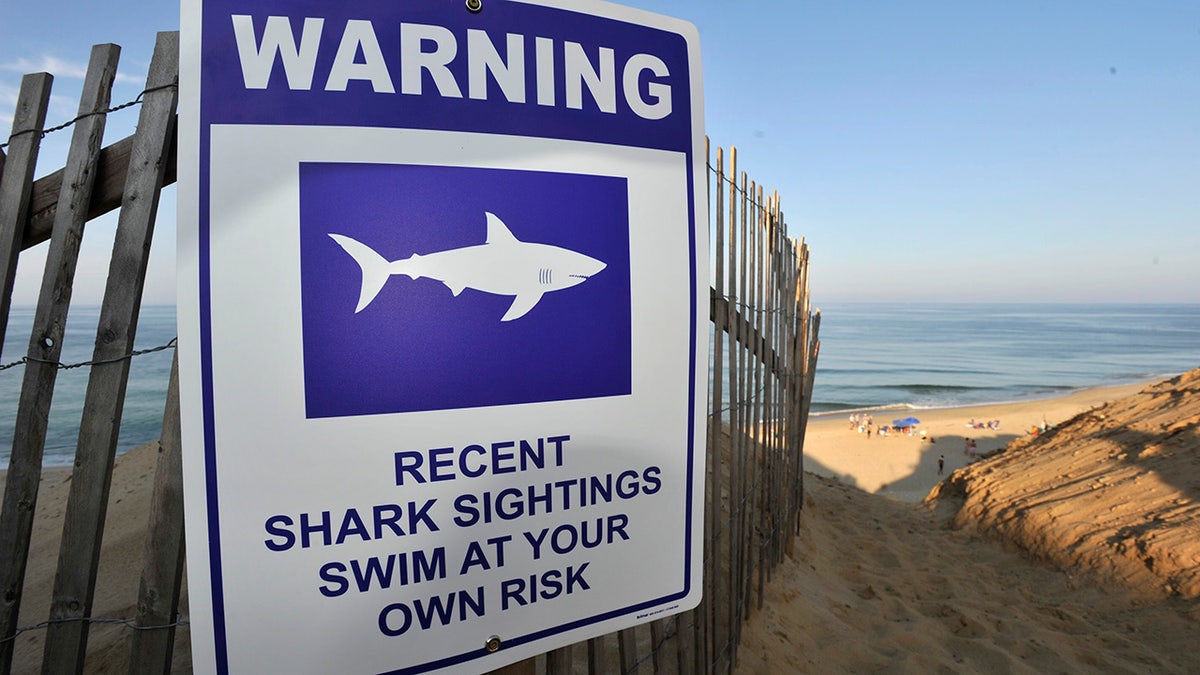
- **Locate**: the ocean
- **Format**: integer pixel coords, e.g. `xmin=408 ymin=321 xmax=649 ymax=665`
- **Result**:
xmin=3 ymin=303 xmax=1199 ymax=468
xmin=809 ymin=303 xmax=1200 ymax=415
xmin=1 ymin=305 xmax=176 ymax=469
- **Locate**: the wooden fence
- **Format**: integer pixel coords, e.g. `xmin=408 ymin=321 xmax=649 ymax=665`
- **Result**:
xmin=0 ymin=33 xmax=819 ymax=674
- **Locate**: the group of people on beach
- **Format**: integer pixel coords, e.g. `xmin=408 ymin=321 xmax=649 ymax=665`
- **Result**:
xmin=849 ymin=413 xmax=896 ymax=439
xmin=848 ymin=413 xmax=927 ymax=440
xmin=967 ymin=418 xmax=1000 ymax=430
xmin=876 ymin=425 xmax=920 ymax=438
xmin=1028 ymin=418 xmax=1054 ymax=435
xmin=848 ymin=413 xmax=874 ymax=437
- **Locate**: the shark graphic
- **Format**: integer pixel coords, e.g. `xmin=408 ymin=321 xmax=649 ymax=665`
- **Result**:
xmin=329 ymin=212 xmax=607 ymax=322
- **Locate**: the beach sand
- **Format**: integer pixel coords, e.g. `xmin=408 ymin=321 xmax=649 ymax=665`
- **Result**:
xmin=733 ymin=471 xmax=1200 ymax=673
xmin=735 ymin=371 xmax=1200 ymax=673
xmin=4 ymin=375 xmax=1197 ymax=672
xmin=1 ymin=443 xmax=191 ymax=674
xmin=802 ymin=381 xmax=1152 ymax=502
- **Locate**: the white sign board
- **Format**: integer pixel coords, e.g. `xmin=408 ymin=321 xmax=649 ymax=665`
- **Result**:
xmin=178 ymin=0 xmax=705 ymax=672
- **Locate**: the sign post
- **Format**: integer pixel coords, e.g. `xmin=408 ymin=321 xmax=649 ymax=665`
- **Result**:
xmin=178 ymin=1 xmax=706 ymax=672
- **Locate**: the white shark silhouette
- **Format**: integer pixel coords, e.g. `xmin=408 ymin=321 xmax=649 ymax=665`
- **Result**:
xmin=329 ymin=212 xmax=607 ymax=322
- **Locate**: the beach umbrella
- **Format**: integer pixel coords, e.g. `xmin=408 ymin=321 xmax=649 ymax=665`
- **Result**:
xmin=893 ymin=416 xmax=921 ymax=427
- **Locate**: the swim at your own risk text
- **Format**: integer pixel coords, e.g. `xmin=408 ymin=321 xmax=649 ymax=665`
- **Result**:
xmin=259 ymin=434 xmax=664 ymax=638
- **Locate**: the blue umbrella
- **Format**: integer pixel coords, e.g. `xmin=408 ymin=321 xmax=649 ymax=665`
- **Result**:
xmin=893 ymin=416 xmax=921 ymax=427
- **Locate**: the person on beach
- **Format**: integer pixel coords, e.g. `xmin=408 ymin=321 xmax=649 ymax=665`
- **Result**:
xmin=937 ymin=455 xmax=945 ymax=475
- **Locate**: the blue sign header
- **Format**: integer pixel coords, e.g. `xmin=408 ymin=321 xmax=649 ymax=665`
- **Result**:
xmin=202 ymin=0 xmax=693 ymax=151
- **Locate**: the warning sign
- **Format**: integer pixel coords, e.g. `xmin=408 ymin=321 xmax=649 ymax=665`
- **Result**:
xmin=178 ymin=1 xmax=705 ymax=672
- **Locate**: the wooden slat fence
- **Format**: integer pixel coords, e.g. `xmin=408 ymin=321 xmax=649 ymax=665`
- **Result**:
xmin=0 ymin=32 xmax=819 ymax=674
xmin=0 ymin=32 xmax=182 ymax=675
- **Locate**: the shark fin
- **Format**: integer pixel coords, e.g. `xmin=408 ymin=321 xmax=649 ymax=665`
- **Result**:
xmin=444 ymin=281 xmax=466 ymax=297
xmin=501 ymin=292 xmax=544 ymax=322
xmin=329 ymin=234 xmax=391 ymax=313
xmin=485 ymin=212 xmax=521 ymax=246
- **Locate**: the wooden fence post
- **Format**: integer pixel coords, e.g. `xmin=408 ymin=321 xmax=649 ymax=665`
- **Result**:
xmin=723 ymin=147 xmax=740 ymax=672
xmin=586 ymin=635 xmax=609 ymax=674
xmin=618 ymin=627 xmax=639 ymax=673
xmin=0 ymin=73 xmax=52 ymax=357
xmin=41 ymin=31 xmax=178 ymax=673
xmin=1 ymin=49 xmax=115 ymax=667
xmin=709 ymin=144 xmax=727 ymax=674
xmin=128 ymin=351 xmax=185 ymax=675
xmin=0 ymin=70 xmax=53 ymax=670
xmin=753 ymin=183 xmax=766 ymax=612
xmin=731 ymin=167 xmax=750 ymax=656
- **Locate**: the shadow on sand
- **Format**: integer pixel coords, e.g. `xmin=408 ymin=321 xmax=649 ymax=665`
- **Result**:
xmin=802 ymin=453 xmax=867 ymax=493
xmin=862 ymin=431 xmax=1020 ymax=502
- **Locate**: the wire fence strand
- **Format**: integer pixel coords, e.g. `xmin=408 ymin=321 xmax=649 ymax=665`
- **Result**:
xmin=0 ymin=81 xmax=177 ymax=151
xmin=0 ymin=615 xmax=190 ymax=646
xmin=0 ymin=338 xmax=176 ymax=373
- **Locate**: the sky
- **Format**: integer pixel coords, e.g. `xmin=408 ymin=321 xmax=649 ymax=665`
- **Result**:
xmin=2 ymin=1 xmax=1197 ymax=306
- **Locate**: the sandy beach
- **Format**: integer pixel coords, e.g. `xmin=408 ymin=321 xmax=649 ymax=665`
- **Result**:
xmin=1 ymin=443 xmax=192 ymax=674
xmin=4 ymin=375 xmax=1197 ymax=672
xmin=735 ymin=370 xmax=1200 ymax=673
xmin=802 ymin=381 xmax=1153 ymax=502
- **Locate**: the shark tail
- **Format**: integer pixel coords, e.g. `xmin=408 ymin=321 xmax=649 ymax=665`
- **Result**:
xmin=328 ymin=234 xmax=391 ymax=313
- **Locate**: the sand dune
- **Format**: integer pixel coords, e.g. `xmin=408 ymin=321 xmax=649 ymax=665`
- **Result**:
xmin=736 ymin=370 xmax=1200 ymax=673
xmin=734 ymin=473 xmax=1199 ymax=673
xmin=932 ymin=369 xmax=1200 ymax=601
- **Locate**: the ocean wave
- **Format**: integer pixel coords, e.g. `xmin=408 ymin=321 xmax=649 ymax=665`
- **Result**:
xmin=1005 ymin=383 xmax=1078 ymax=393
xmin=887 ymin=382 xmax=990 ymax=390
xmin=810 ymin=402 xmax=927 ymax=416
xmin=810 ymin=397 xmax=1033 ymax=418
xmin=808 ymin=379 xmax=1173 ymax=418
xmin=818 ymin=366 xmax=1003 ymax=377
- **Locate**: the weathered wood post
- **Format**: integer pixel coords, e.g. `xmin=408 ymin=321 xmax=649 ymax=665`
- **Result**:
xmin=1 ymin=62 xmax=89 ymax=675
xmin=0 ymin=73 xmax=53 ymax=356
xmin=128 ymin=352 xmax=186 ymax=675
xmin=41 ymin=31 xmax=178 ymax=673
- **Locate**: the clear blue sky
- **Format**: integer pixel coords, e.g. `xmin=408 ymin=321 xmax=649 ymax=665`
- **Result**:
xmin=3 ymin=1 xmax=1197 ymax=305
